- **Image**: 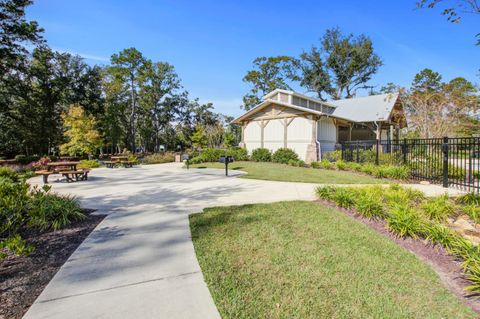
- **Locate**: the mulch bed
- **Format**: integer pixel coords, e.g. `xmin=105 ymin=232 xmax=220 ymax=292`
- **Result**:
xmin=0 ymin=210 xmax=105 ymax=319
xmin=316 ymin=199 xmax=480 ymax=314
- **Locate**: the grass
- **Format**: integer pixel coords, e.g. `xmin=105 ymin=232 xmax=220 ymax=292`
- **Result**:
xmin=190 ymin=161 xmax=383 ymax=184
xmin=190 ymin=201 xmax=475 ymax=318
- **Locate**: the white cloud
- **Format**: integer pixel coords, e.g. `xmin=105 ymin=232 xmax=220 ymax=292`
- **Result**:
xmin=53 ymin=47 xmax=109 ymax=62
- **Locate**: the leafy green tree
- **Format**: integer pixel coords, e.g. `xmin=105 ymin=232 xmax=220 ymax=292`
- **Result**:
xmin=191 ymin=125 xmax=208 ymax=149
xmin=411 ymin=68 xmax=443 ymax=92
xmin=242 ymin=56 xmax=297 ymax=110
xmin=296 ymin=27 xmax=382 ymax=100
xmin=0 ymin=0 xmax=44 ymax=75
xmin=224 ymin=131 xmax=234 ymax=148
xmin=60 ymin=104 xmax=103 ymax=156
xmin=108 ymin=48 xmax=146 ymax=152
xmin=138 ymin=60 xmax=181 ymax=151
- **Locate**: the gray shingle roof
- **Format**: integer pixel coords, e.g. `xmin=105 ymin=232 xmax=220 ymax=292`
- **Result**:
xmin=330 ymin=93 xmax=399 ymax=123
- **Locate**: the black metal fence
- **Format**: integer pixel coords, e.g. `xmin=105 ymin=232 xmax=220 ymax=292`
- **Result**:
xmin=341 ymin=137 xmax=480 ymax=193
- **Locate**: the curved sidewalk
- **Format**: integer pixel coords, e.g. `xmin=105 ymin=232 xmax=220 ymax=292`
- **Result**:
xmin=23 ymin=163 xmax=319 ymax=319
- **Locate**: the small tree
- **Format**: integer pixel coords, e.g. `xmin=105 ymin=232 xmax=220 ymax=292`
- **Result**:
xmin=60 ymin=104 xmax=103 ymax=157
xmin=191 ymin=125 xmax=207 ymax=149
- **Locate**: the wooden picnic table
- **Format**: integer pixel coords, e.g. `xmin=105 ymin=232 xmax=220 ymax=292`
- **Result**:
xmin=111 ymin=156 xmax=129 ymax=161
xmin=46 ymin=161 xmax=80 ymax=172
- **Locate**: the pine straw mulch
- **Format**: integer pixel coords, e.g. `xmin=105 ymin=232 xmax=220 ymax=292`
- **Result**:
xmin=0 ymin=210 xmax=105 ymax=319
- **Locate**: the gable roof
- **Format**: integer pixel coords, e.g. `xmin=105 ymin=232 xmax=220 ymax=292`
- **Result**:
xmin=232 ymin=90 xmax=402 ymax=125
xmin=330 ymin=93 xmax=399 ymax=123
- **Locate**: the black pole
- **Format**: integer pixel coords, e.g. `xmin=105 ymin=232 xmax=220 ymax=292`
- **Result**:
xmin=375 ymin=139 xmax=379 ymax=166
xmin=402 ymin=138 xmax=407 ymax=165
xmin=442 ymin=136 xmax=449 ymax=188
xmin=225 ymin=162 xmax=228 ymax=176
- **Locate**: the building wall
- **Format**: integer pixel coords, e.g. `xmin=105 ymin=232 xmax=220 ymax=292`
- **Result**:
xmin=242 ymin=115 xmax=314 ymax=161
xmin=263 ymin=119 xmax=284 ymax=153
xmin=287 ymin=117 xmax=312 ymax=160
xmin=244 ymin=121 xmax=261 ymax=151
xmin=317 ymin=117 xmax=336 ymax=153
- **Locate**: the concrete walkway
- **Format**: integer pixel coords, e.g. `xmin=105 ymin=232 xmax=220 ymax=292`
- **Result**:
xmin=23 ymin=163 xmax=319 ymax=319
xmin=23 ymin=163 xmax=464 ymax=319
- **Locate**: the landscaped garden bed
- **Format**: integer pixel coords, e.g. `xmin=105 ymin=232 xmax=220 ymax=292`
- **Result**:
xmin=190 ymin=201 xmax=477 ymax=318
xmin=316 ymin=185 xmax=480 ymax=297
xmin=0 ymin=210 xmax=105 ymax=319
xmin=0 ymin=166 xmax=106 ymax=318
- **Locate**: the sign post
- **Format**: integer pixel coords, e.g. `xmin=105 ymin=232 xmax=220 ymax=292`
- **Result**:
xmin=219 ymin=155 xmax=234 ymax=176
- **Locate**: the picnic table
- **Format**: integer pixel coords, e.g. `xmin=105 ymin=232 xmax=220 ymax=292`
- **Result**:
xmin=105 ymin=156 xmax=135 ymax=168
xmin=36 ymin=161 xmax=89 ymax=184
xmin=46 ymin=161 xmax=79 ymax=172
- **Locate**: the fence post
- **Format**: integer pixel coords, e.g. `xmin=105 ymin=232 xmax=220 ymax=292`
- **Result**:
xmin=375 ymin=140 xmax=379 ymax=165
xmin=442 ymin=136 xmax=449 ymax=188
xmin=402 ymin=138 xmax=407 ymax=165
xmin=356 ymin=141 xmax=359 ymax=163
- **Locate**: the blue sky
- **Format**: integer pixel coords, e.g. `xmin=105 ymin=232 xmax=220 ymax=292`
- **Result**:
xmin=27 ymin=0 xmax=478 ymax=117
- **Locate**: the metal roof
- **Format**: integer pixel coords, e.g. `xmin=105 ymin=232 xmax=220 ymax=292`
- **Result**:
xmin=330 ymin=93 xmax=399 ymax=123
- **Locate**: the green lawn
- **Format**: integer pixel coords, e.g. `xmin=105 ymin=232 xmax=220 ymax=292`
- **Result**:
xmin=190 ymin=201 xmax=476 ymax=319
xmin=191 ymin=161 xmax=382 ymax=184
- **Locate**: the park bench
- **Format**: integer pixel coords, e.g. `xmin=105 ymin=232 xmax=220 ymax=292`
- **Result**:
xmin=104 ymin=161 xmax=117 ymax=168
xmin=105 ymin=156 xmax=135 ymax=168
xmin=120 ymin=161 xmax=135 ymax=168
xmin=35 ymin=170 xmax=55 ymax=184
xmin=59 ymin=169 xmax=90 ymax=183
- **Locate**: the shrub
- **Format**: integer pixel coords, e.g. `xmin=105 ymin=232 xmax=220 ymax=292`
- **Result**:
xmin=0 ymin=166 xmax=18 ymax=182
xmin=322 ymin=150 xmax=342 ymax=162
xmin=319 ymin=159 xmax=334 ymax=170
xmin=310 ymin=161 xmax=320 ymax=169
xmin=14 ymin=154 xmax=39 ymax=165
xmin=360 ymin=163 xmax=377 ymax=175
xmin=425 ymin=223 xmax=458 ymax=249
xmin=335 ymin=160 xmax=347 ymax=170
xmin=387 ymin=204 xmax=426 ymax=238
xmin=78 ymin=159 xmax=100 ymax=169
xmin=464 ymin=204 xmax=480 ymax=224
xmin=143 ymin=153 xmax=175 ymax=165
xmin=0 ymin=172 xmax=85 ymax=257
xmin=386 ymin=165 xmax=411 ymax=180
xmin=332 ymin=187 xmax=357 ymax=208
xmin=272 ymin=148 xmax=298 ymax=164
xmin=32 ymin=157 xmax=52 ymax=170
xmin=29 ymin=187 xmax=85 ymax=231
xmin=345 ymin=162 xmax=362 ymax=172
xmin=315 ymin=186 xmax=336 ymax=200
xmin=421 ymin=195 xmax=456 ymax=223
xmin=458 ymin=193 xmax=480 ymax=206
xmin=384 ymin=185 xmax=424 ymax=208
xmin=194 ymin=148 xmax=249 ymax=163
xmin=251 ymin=148 xmax=272 ymax=162
xmin=355 ymin=192 xmax=385 ymax=219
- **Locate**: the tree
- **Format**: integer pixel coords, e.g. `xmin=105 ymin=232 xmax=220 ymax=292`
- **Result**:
xmin=60 ymin=104 xmax=103 ymax=156
xmin=191 ymin=125 xmax=207 ymax=149
xmin=411 ymin=68 xmax=443 ymax=92
xmin=296 ymin=27 xmax=383 ymax=100
xmin=401 ymin=69 xmax=479 ymax=138
xmin=0 ymin=0 xmax=44 ymax=76
xmin=241 ymin=56 xmax=297 ymax=110
xmin=108 ymin=48 xmax=146 ymax=152
xmin=417 ymin=0 xmax=480 ymax=44
xmin=138 ymin=60 xmax=181 ymax=151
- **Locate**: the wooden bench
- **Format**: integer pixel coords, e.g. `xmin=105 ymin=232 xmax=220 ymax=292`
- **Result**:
xmin=35 ymin=170 xmax=55 ymax=184
xmin=120 ymin=161 xmax=135 ymax=168
xmin=59 ymin=169 xmax=90 ymax=183
xmin=104 ymin=161 xmax=117 ymax=168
